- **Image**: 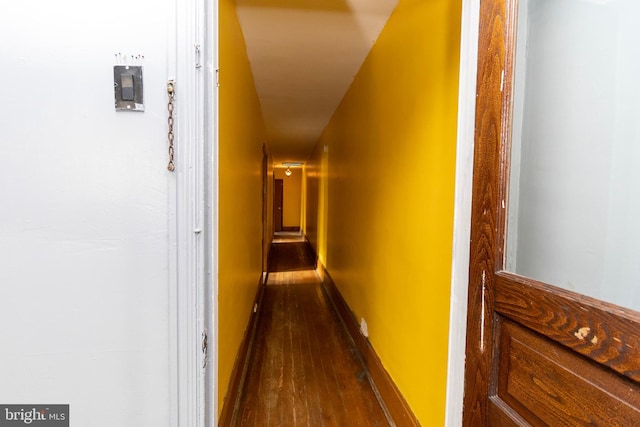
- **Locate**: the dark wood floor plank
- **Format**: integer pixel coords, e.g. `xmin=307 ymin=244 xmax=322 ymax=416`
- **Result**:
xmin=301 ymin=284 xmax=343 ymax=425
xmin=233 ymin=238 xmax=389 ymax=427
xmin=298 ymin=286 xmax=326 ymax=426
xmin=312 ymin=283 xmax=388 ymax=427
xmin=287 ymin=285 xmax=311 ymax=426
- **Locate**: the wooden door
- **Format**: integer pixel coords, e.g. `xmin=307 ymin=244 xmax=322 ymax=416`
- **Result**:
xmin=463 ymin=0 xmax=640 ymax=425
xmin=274 ymin=179 xmax=283 ymax=232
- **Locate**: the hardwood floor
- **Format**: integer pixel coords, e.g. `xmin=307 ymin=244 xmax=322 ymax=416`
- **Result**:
xmin=268 ymin=240 xmax=317 ymax=272
xmin=233 ymin=236 xmax=390 ymax=426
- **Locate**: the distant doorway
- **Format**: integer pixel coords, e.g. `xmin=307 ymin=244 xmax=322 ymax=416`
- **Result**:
xmin=273 ymin=179 xmax=283 ymax=232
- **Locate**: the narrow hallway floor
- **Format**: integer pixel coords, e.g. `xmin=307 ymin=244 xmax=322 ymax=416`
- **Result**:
xmin=234 ymin=233 xmax=390 ymax=426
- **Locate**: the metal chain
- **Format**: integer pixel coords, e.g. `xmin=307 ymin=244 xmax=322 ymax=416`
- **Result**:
xmin=167 ymin=81 xmax=176 ymax=172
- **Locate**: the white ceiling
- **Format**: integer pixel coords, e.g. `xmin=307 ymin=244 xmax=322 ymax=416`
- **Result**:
xmin=236 ymin=0 xmax=398 ymax=165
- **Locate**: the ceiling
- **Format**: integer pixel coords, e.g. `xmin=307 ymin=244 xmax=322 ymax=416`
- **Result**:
xmin=235 ymin=0 xmax=399 ymax=165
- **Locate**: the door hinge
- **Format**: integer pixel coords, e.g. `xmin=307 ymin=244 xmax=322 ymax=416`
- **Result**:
xmin=216 ymin=68 xmax=220 ymax=87
xmin=202 ymin=329 xmax=208 ymax=368
xmin=194 ymin=44 xmax=202 ymax=69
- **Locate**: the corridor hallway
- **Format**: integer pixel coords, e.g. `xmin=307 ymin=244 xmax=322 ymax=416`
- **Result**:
xmin=233 ymin=232 xmax=391 ymax=426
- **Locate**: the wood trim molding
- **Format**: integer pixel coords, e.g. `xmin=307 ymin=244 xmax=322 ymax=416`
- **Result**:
xmin=462 ymin=0 xmax=511 ymax=424
xmin=494 ymin=272 xmax=640 ymax=381
xmin=318 ymin=264 xmax=421 ymax=427
xmin=281 ymin=226 xmax=301 ymax=232
xmin=218 ymin=278 xmax=266 ymax=427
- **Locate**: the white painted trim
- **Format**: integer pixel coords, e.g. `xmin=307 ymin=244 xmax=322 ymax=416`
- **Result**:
xmin=204 ymin=0 xmax=219 ymax=424
xmin=445 ymin=0 xmax=480 ymax=426
xmin=168 ymin=0 xmax=216 ymax=425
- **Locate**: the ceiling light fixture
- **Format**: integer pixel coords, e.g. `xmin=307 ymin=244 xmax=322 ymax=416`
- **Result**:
xmin=282 ymin=162 xmax=302 ymax=178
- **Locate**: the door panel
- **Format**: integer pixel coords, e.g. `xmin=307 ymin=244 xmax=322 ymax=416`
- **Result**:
xmin=463 ymin=0 xmax=640 ymax=425
xmin=496 ymin=319 xmax=640 ymax=426
xmin=274 ymin=179 xmax=283 ymax=232
xmin=495 ymin=273 xmax=640 ymax=381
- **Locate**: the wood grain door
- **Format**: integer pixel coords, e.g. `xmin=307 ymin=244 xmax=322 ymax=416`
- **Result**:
xmin=463 ymin=0 xmax=640 ymax=425
xmin=274 ymin=179 xmax=283 ymax=232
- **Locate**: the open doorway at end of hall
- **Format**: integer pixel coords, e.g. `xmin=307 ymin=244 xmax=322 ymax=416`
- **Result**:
xmin=273 ymin=168 xmax=302 ymax=233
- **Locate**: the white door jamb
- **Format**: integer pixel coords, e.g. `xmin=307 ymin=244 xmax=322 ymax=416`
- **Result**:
xmin=445 ymin=0 xmax=480 ymax=425
xmin=169 ymin=0 xmax=218 ymax=425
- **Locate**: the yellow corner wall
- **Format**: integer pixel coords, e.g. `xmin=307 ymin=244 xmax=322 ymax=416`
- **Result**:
xmin=304 ymin=142 xmax=329 ymax=266
xmin=263 ymin=148 xmax=275 ymax=272
xmin=274 ymin=168 xmax=302 ymax=228
xmin=219 ymin=0 xmax=268 ymax=415
xmin=304 ymin=0 xmax=462 ymax=423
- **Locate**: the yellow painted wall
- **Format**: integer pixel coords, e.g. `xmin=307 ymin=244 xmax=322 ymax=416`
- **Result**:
xmin=304 ymin=0 xmax=462 ymax=423
xmin=262 ymin=146 xmax=274 ymax=272
xmin=274 ymin=167 xmax=302 ymax=228
xmin=304 ymin=142 xmax=329 ymax=265
xmin=219 ymin=0 xmax=268 ymax=416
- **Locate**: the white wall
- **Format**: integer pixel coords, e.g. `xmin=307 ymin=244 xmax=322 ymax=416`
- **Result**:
xmin=1 ymin=1 xmax=174 ymax=425
xmin=507 ymin=0 xmax=640 ymax=310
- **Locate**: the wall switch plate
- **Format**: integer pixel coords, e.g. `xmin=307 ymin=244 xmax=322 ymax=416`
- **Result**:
xmin=114 ymin=65 xmax=144 ymax=111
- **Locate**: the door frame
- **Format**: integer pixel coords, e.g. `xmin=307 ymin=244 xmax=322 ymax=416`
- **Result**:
xmin=274 ymin=178 xmax=284 ymax=232
xmin=169 ymin=0 xmax=218 ymax=425
xmin=444 ymin=0 xmax=480 ymax=426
